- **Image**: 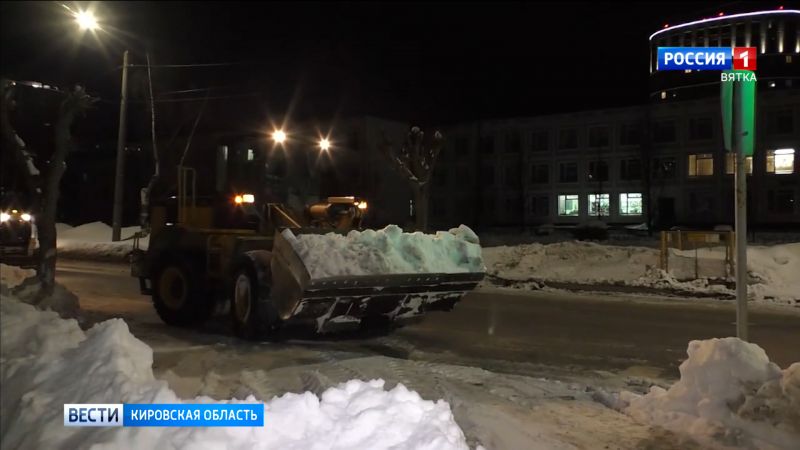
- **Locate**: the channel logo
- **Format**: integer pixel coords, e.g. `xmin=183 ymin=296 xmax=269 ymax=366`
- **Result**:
xmin=64 ymin=403 xmax=265 ymax=427
xmin=657 ymin=47 xmax=756 ymax=71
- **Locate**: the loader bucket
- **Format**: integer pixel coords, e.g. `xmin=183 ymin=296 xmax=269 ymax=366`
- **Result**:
xmin=269 ymin=228 xmax=484 ymax=333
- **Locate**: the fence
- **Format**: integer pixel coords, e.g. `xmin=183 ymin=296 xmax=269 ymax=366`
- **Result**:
xmin=660 ymin=230 xmax=735 ymax=280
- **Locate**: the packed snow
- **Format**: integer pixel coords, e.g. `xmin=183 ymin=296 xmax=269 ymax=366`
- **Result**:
xmin=284 ymin=225 xmax=484 ymax=279
xmin=620 ymin=338 xmax=800 ymax=449
xmin=483 ymin=241 xmax=800 ymax=304
xmin=0 ymin=263 xmax=79 ymax=318
xmin=56 ymin=221 xmax=148 ymax=259
xmin=0 ymin=290 xmax=470 ymax=450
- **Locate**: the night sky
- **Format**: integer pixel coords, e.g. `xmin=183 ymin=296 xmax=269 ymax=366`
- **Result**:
xmin=1 ymin=1 xmax=773 ymax=134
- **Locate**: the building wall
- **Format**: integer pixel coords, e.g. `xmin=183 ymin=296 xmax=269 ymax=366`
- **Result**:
xmin=431 ymin=89 xmax=800 ymax=230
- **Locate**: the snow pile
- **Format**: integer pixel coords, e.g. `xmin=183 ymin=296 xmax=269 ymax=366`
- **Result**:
xmin=57 ymin=221 xmax=149 ymax=260
xmin=621 ymin=338 xmax=800 ymax=449
xmin=482 ymin=241 xmax=658 ymax=284
xmin=0 ymin=263 xmax=35 ymax=290
xmin=0 ymin=293 xmax=470 ymax=450
xmin=0 ymin=263 xmax=79 ymax=318
xmin=747 ymin=243 xmax=800 ymax=301
xmin=484 ymin=241 xmax=800 ymax=303
xmin=285 ymin=224 xmax=484 ymax=279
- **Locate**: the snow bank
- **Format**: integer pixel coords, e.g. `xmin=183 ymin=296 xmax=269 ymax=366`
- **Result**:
xmin=0 ymin=293 xmax=469 ymax=450
xmin=57 ymin=221 xmax=149 ymax=259
xmin=285 ymin=224 xmax=484 ymax=279
xmin=0 ymin=263 xmax=79 ymax=318
xmin=0 ymin=263 xmax=35 ymax=290
xmin=484 ymin=241 xmax=800 ymax=303
xmin=483 ymin=241 xmax=657 ymax=284
xmin=621 ymin=338 xmax=800 ymax=449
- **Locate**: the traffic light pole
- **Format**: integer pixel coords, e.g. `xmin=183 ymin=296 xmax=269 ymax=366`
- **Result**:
xmin=111 ymin=50 xmax=130 ymax=242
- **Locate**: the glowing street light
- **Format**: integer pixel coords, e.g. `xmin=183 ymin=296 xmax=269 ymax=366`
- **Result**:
xmin=272 ymin=129 xmax=287 ymax=144
xmin=319 ymin=137 xmax=331 ymax=151
xmin=74 ymin=9 xmax=100 ymax=31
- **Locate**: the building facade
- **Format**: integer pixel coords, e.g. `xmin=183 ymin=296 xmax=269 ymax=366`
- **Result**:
xmin=429 ymin=9 xmax=799 ymax=231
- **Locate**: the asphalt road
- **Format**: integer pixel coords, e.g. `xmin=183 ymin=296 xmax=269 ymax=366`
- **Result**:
xmin=56 ymin=259 xmax=800 ymax=380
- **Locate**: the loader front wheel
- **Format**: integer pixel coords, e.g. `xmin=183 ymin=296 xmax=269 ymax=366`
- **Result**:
xmin=152 ymin=258 xmax=212 ymax=326
xmin=231 ymin=266 xmax=279 ymax=340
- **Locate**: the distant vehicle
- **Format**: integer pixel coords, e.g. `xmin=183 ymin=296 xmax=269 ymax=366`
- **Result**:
xmin=0 ymin=191 xmax=37 ymax=268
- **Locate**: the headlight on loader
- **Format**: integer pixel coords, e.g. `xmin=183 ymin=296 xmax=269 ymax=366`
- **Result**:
xmin=21 ymin=213 xmax=32 ymax=221
xmin=0 ymin=212 xmax=9 ymax=222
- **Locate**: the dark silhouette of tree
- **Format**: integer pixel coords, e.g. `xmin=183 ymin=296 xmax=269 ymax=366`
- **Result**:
xmin=380 ymin=126 xmax=442 ymax=231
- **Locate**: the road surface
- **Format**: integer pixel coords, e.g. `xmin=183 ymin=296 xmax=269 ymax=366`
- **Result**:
xmin=49 ymin=258 xmax=800 ymax=449
xmin=57 ymin=259 xmax=800 ymax=379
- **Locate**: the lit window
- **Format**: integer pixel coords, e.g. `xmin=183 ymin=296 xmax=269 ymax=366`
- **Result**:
xmin=724 ymin=154 xmax=753 ymax=174
xmin=619 ymin=193 xmax=643 ymax=215
xmin=247 ymin=149 xmax=254 ymax=161
xmin=558 ymin=194 xmax=579 ymax=216
xmin=588 ymin=194 xmax=610 ymax=217
xmin=766 ymin=149 xmax=795 ymax=174
xmin=688 ymin=153 xmax=714 ymax=176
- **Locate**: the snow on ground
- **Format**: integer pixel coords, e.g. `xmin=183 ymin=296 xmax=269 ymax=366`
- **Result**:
xmin=620 ymin=338 xmax=800 ymax=450
xmin=57 ymin=221 xmax=148 ymax=259
xmin=0 ymin=263 xmax=79 ymax=318
xmin=285 ymin=225 xmax=484 ymax=279
xmin=0 ymin=291 xmax=470 ymax=450
xmin=483 ymin=241 xmax=800 ymax=304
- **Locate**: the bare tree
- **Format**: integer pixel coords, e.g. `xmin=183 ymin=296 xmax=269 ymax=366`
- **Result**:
xmin=1 ymin=81 xmax=94 ymax=294
xmin=380 ymin=126 xmax=443 ymax=231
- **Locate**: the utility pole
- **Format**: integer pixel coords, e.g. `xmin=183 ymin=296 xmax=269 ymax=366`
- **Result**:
xmin=722 ymin=70 xmax=755 ymax=341
xmin=112 ymin=50 xmax=130 ymax=241
xmin=733 ymin=82 xmax=748 ymax=341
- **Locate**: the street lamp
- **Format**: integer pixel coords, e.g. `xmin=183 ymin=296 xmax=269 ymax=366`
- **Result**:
xmin=319 ymin=137 xmax=331 ymax=151
xmin=272 ymin=129 xmax=287 ymax=144
xmin=74 ymin=10 xmax=100 ymax=31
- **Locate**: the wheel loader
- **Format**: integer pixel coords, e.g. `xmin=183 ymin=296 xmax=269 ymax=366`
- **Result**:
xmin=130 ymin=141 xmax=484 ymax=339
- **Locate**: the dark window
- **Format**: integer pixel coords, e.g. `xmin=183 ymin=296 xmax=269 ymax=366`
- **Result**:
xmin=480 ymin=135 xmax=495 ymax=154
xmin=558 ymin=129 xmax=578 ymax=150
xmin=530 ymin=130 xmax=549 ymax=152
xmin=767 ymin=110 xmax=794 ymax=135
xmin=484 ymin=197 xmax=495 ymax=216
xmin=652 ymin=157 xmax=677 ymax=179
xmin=531 ymin=164 xmax=549 ymax=184
xmin=480 ymin=165 xmax=495 ymax=185
xmin=504 ymin=164 xmax=521 ymax=189
xmin=620 ymin=159 xmax=642 ymax=180
xmin=530 ymin=196 xmax=549 ymax=217
xmin=588 ymin=161 xmax=609 ymax=182
xmin=768 ymin=190 xmax=795 ymax=214
xmin=505 ymin=195 xmax=521 ymax=216
xmin=434 ymin=168 xmax=447 ymax=187
xmin=559 ymin=162 xmax=578 ymax=183
xmin=505 ymin=131 xmax=521 ymax=153
xmin=454 ymin=137 xmax=469 ymax=155
xmin=456 ymin=165 xmax=471 ymax=185
xmin=652 ymin=121 xmax=676 ymax=143
xmin=433 ymin=197 xmax=447 ymax=217
xmin=689 ymin=117 xmax=713 ymax=140
xmin=619 ymin=123 xmax=641 ymax=146
xmin=588 ymin=127 xmax=610 ymax=147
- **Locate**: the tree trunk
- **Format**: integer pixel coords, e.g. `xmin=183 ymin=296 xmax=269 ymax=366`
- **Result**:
xmin=36 ymin=100 xmax=78 ymax=293
xmin=414 ymin=182 xmax=429 ymax=232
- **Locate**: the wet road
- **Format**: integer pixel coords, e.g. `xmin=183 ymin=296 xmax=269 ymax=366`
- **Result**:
xmin=57 ymin=259 xmax=800 ymax=380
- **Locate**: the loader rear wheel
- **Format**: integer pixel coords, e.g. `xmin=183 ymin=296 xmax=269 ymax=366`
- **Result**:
xmin=152 ymin=258 xmax=212 ymax=326
xmin=231 ymin=265 xmax=279 ymax=340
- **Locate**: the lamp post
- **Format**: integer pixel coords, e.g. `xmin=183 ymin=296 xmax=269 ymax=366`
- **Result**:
xmin=111 ymin=50 xmax=129 ymax=242
xmin=70 ymin=6 xmax=130 ymax=241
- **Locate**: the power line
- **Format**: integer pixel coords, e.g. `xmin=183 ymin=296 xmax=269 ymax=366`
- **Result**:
xmin=128 ymin=61 xmax=267 ymax=68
